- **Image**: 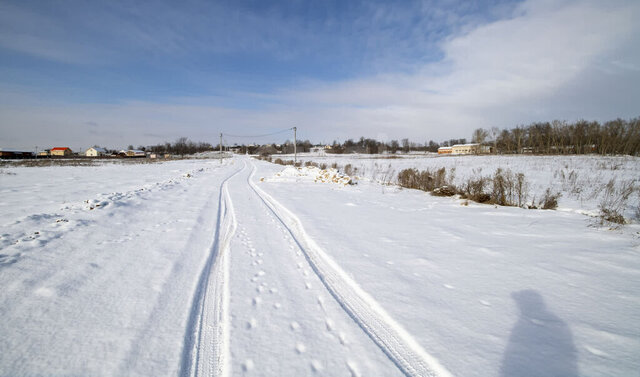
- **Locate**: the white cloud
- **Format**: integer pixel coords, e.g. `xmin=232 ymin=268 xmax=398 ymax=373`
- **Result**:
xmin=1 ymin=0 xmax=639 ymax=149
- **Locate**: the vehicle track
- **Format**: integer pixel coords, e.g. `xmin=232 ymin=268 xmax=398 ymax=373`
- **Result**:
xmin=246 ymin=161 xmax=453 ymax=377
xmin=180 ymin=162 xmax=245 ymax=377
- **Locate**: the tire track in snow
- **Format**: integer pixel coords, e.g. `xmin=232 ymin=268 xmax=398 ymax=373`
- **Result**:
xmin=180 ymin=162 xmax=244 ymax=377
xmin=247 ymin=161 xmax=453 ymax=377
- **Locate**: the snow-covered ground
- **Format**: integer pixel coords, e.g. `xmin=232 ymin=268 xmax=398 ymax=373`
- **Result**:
xmin=283 ymin=153 xmax=640 ymax=221
xmin=1 ymin=155 xmax=639 ymax=376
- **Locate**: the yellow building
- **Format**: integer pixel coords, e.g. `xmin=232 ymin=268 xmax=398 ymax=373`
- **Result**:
xmin=451 ymin=143 xmax=491 ymax=155
xmin=50 ymin=147 xmax=72 ymax=156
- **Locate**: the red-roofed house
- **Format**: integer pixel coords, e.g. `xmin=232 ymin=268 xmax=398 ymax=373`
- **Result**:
xmin=51 ymin=147 xmax=72 ymax=157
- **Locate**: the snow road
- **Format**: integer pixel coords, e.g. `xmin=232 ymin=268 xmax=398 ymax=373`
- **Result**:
xmin=1 ymin=156 xmax=639 ymax=376
xmin=220 ymin=161 xmax=449 ymax=376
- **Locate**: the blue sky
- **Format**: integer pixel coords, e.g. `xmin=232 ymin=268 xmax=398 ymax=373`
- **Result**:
xmin=1 ymin=0 xmax=639 ymax=150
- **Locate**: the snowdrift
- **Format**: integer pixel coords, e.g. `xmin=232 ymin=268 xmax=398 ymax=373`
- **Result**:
xmin=266 ymin=166 xmax=352 ymax=185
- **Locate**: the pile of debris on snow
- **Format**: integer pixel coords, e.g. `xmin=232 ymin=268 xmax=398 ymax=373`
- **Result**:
xmin=265 ymin=166 xmax=352 ymax=185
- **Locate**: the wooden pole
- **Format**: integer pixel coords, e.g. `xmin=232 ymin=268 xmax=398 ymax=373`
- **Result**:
xmin=293 ymin=127 xmax=297 ymax=164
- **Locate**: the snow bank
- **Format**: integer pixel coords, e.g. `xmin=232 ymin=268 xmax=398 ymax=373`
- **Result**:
xmin=266 ymin=166 xmax=352 ymax=185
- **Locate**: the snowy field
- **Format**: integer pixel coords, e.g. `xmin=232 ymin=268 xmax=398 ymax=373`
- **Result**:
xmin=286 ymin=153 xmax=640 ymax=222
xmin=1 ymin=155 xmax=639 ymax=376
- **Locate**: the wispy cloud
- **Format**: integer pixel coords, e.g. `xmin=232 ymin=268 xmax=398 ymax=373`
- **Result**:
xmin=1 ymin=0 xmax=639 ymax=149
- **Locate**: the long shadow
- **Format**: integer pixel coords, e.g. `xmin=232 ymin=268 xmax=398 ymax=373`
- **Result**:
xmin=500 ymin=290 xmax=579 ymax=377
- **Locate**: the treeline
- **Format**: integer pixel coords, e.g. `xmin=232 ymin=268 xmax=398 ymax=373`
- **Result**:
xmin=322 ymin=117 xmax=640 ymax=155
xmin=146 ymin=137 xmax=213 ymax=156
xmin=326 ymin=137 xmax=467 ymax=154
xmin=471 ymin=117 xmax=640 ymax=155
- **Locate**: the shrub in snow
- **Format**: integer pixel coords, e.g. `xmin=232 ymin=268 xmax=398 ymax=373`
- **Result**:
xmin=459 ymin=176 xmax=490 ymax=203
xmin=598 ymin=178 xmax=636 ymax=224
xmin=432 ymin=186 xmax=456 ymax=197
xmin=398 ymin=167 xmax=453 ymax=193
xmin=539 ymin=188 xmax=561 ymax=210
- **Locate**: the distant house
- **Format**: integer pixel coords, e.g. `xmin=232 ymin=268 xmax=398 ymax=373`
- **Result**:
xmin=85 ymin=147 xmax=107 ymax=157
xmin=38 ymin=150 xmax=51 ymax=157
xmin=51 ymin=147 xmax=72 ymax=157
xmin=126 ymin=149 xmax=146 ymax=158
xmin=438 ymin=147 xmax=453 ymax=154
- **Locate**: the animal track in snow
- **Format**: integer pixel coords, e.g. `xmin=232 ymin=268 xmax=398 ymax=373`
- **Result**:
xmin=295 ymin=342 xmax=306 ymax=354
xmin=242 ymin=359 xmax=255 ymax=372
xmin=310 ymin=360 xmax=323 ymax=373
xmin=325 ymin=318 xmax=334 ymax=332
xmin=346 ymin=361 xmax=361 ymax=377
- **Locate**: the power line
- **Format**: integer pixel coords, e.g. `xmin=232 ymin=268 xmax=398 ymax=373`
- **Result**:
xmin=222 ymin=127 xmax=294 ymax=138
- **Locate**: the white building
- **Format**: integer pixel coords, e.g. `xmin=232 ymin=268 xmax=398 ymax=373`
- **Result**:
xmin=85 ymin=147 xmax=107 ymax=157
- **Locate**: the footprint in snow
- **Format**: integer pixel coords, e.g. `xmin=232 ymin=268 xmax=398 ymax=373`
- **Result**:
xmin=295 ymin=342 xmax=306 ymax=354
xmin=252 ymin=297 xmax=262 ymax=306
xmin=242 ymin=359 xmax=255 ymax=372
xmin=290 ymin=321 xmax=300 ymax=331
xmin=325 ymin=318 xmax=334 ymax=332
xmin=246 ymin=318 xmax=257 ymax=329
xmin=310 ymin=360 xmax=323 ymax=373
xmin=346 ymin=361 xmax=361 ymax=377
xmin=305 ymin=282 xmax=312 ymax=290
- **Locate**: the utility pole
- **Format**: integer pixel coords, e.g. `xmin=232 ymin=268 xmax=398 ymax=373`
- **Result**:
xmin=219 ymin=133 xmax=223 ymax=164
xmin=293 ymin=127 xmax=297 ymax=164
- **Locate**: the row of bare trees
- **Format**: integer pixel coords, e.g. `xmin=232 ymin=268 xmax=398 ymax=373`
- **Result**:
xmin=472 ymin=118 xmax=640 ymax=155
xmin=147 ymin=137 xmax=213 ymax=156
